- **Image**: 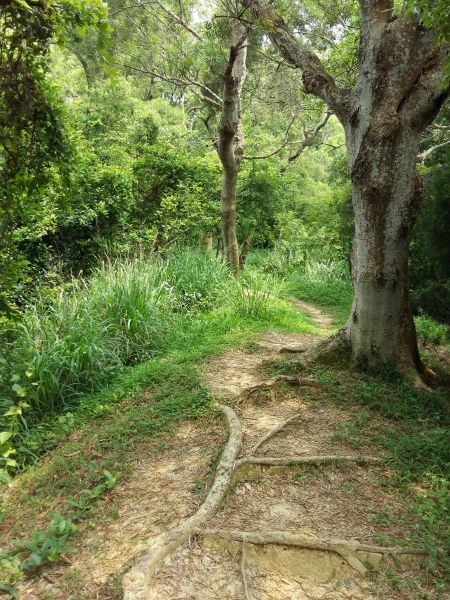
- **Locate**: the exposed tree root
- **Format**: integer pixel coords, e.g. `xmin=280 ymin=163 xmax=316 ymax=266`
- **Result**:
xmin=245 ymin=375 xmax=322 ymax=397
xmin=202 ymin=530 xmax=427 ymax=577
xmin=122 ymin=393 xmax=421 ymax=597
xmin=249 ymin=411 xmax=304 ymax=454
xmin=301 ymin=328 xmax=351 ymax=367
xmin=279 ymin=346 xmax=307 ymax=354
xmin=236 ymin=455 xmax=381 ymax=468
xmin=122 ymin=405 xmax=242 ymax=599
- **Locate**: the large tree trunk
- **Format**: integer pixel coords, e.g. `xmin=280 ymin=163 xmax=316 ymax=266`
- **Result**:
xmin=243 ymin=0 xmax=449 ymax=373
xmin=341 ymin=5 xmax=447 ymax=371
xmin=217 ymin=24 xmax=248 ymax=274
xmin=346 ymin=132 xmax=423 ymax=370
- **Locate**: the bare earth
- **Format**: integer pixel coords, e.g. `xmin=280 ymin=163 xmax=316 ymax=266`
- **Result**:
xmin=13 ymin=302 xmax=431 ymax=600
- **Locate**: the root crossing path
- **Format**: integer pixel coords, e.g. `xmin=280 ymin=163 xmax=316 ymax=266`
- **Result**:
xmin=122 ymin=303 xmax=427 ymax=600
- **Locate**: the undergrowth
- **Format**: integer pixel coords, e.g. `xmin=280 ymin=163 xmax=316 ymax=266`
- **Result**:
xmin=0 ymin=470 xmax=120 ymax=596
xmin=0 ymin=278 xmax=310 ymax=593
xmin=246 ymin=251 xmax=353 ymax=326
xmin=0 ymin=250 xmax=297 ymax=480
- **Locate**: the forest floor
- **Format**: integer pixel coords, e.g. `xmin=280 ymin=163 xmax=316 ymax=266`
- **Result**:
xmin=1 ymin=300 xmax=446 ymax=600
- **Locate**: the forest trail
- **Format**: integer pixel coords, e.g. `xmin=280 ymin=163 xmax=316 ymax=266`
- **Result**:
xmin=16 ymin=300 xmax=427 ymax=600
xmin=287 ymin=297 xmax=335 ymax=330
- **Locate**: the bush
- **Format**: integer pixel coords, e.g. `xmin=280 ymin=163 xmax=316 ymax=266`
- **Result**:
xmin=412 ymin=281 xmax=450 ymax=325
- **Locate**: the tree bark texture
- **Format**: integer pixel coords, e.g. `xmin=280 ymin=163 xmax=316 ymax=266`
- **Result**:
xmin=239 ymin=230 xmax=254 ymax=268
xmin=243 ymin=0 xmax=449 ymax=370
xmin=217 ymin=24 xmax=248 ymax=274
xmin=203 ymin=231 xmax=213 ymax=251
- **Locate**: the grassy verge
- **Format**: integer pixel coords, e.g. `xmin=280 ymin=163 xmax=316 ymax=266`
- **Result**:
xmin=245 ymin=251 xmax=354 ymax=327
xmin=0 ymin=250 xmax=316 ymax=477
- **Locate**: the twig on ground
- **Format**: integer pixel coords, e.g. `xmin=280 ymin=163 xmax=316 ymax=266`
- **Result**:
xmin=240 ymin=535 xmax=250 ymax=600
xmin=237 ymin=455 xmax=382 ymax=468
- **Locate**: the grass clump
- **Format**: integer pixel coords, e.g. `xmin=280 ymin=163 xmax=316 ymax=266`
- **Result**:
xmin=415 ymin=313 xmax=450 ymax=346
xmin=229 ymin=272 xmax=280 ymax=320
xmin=162 ymin=249 xmax=231 ymax=313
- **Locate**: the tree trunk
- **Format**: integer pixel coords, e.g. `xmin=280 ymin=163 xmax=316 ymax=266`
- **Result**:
xmin=346 ymin=134 xmax=423 ymax=370
xmin=242 ymin=0 xmax=449 ymax=373
xmin=217 ymin=24 xmax=248 ymax=274
xmin=239 ymin=231 xmax=254 ymax=268
xmin=203 ymin=232 xmax=213 ymax=251
xmin=340 ymin=8 xmax=447 ymax=372
xmin=74 ymin=50 xmax=93 ymax=88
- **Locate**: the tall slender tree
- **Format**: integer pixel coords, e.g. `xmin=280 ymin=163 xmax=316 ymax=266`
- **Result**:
xmin=217 ymin=23 xmax=248 ymax=273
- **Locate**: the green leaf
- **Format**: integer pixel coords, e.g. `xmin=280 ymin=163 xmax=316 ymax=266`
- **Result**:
xmin=14 ymin=0 xmax=33 ymax=9
xmin=0 ymin=469 xmax=12 ymax=484
xmin=11 ymin=384 xmax=27 ymax=398
xmin=28 ymin=553 xmax=42 ymax=566
xmin=0 ymin=432 xmax=13 ymax=445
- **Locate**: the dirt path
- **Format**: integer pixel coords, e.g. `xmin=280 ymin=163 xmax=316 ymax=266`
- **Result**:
xmin=288 ymin=297 xmax=335 ymax=330
xmin=15 ymin=300 xmax=428 ymax=600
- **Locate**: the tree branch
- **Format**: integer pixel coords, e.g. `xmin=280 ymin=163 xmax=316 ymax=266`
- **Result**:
xmin=153 ymin=0 xmax=203 ymax=41
xmin=241 ymin=1 xmax=349 ymax=123
xmin=242 ymin=112 xmax=299 ymax=160
xmin=116 ymin=63 xmax=223 ymax=108
xmin=417 ymin=138 xmax=450 ymax=163
xmin=111 ymin=0 xmax=203 ymax=41
xmin=288 ymin=111 xmax=332 ymax=162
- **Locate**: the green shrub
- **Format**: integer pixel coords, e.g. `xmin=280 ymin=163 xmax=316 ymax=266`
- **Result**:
xmin=413 ymin=282 xmax=450 ymax=325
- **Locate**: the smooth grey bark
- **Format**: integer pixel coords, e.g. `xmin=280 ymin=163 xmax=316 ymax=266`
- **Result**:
xmin=217 ymin=24 xmax=248 ymax=274
xmin=243 ymin=0 xmax=449 ymax=371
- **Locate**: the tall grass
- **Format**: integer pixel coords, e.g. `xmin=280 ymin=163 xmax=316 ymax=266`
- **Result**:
xmin=229 ymin=271 xmax=281 ymax=319
xmin=0 ymin=250 xmax=277 ymax=431
xmin=162 ymin=250 xmax=231 ymax=313
xmin=415 ymin=313 xmax=450 ymax=346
